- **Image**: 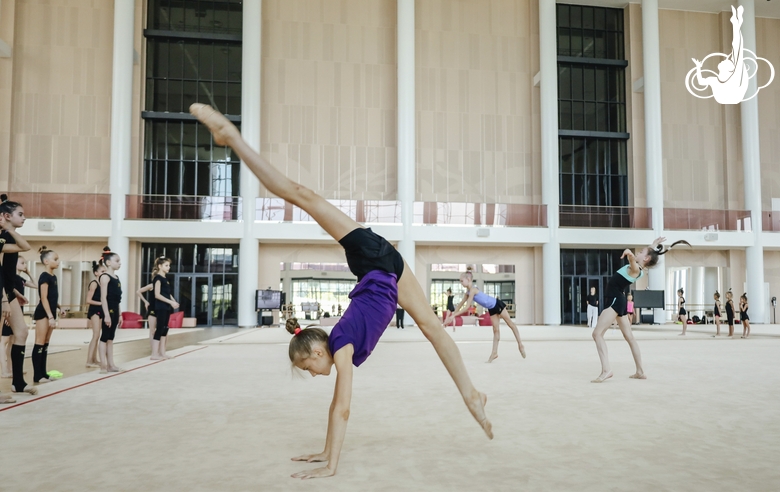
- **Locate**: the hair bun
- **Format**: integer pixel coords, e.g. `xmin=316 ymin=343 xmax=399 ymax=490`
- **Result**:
xmin=0 ymin=194 xmax=7 ymax=202
xmin=38 ymin=245 xmax=48 ymax=254
xmin=285 ymin=318 xmax=300 ymax=335
xmin=103 ymin=246 xmax=112 ymax=253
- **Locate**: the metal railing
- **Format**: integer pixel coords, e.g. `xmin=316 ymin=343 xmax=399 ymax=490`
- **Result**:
xmin=664 ymin=208 xmax=751 ymax=231
xmin=559 ymin=205 xmax=651 ymax=229
xmin=6 ymin=192 xmax=110 ymax=219
xmin=255 ymin=199 xmax=547 ymax=227
xmin=126 ymin=195 xmax=242 ymax=221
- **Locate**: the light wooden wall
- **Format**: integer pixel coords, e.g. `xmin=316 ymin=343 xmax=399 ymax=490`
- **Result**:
xmin=757 ymin=17 xmax=780 ymax=211
xmin=7 ymin=0 xmax=114 ymax=193
xmin=260 ymin=0 xmax=398 ymax=200
xmin=657 ymin=9 xmax=742 ymax=211
xmin=415 ymin=0 xmax=540 ymax=204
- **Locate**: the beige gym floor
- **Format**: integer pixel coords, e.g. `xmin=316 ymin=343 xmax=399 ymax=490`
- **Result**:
xmin=1 ymin=324 xmax=778 ymax=491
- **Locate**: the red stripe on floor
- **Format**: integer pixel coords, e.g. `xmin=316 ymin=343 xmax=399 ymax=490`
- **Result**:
xmin=0 ymin=346 xmax=208 ymax=412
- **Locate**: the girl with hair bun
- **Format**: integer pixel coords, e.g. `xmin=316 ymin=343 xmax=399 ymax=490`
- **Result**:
xmin=677 ymin=288 xmax=688 ymax=336
xmin=1 ymin=256 xmax=36 ymax=379
xmin=713 ymin=291 xmax=722 ymax=337
xmin=725 ymin=290 xmax=736 ymax=337
xmin=0 ymin=194 xmax=36 ymax=396
xmin=98 ymin=246 xmax=123 ymax=373
xmin=740 ymin=293 xmax=750 ymax=338
xmin=444 ymin=266 xmax=526 ymax=363
xmin=591 ymin=237 xmax=691 ymax=383
xmin=85 ymin=259 xmax=106 ymax=367
xmin=150 ymin=256 xmax=178 ymax=360
xmin=32 ymin=246 xmax=63 ymax=383
xmin=191 ymin=103 xmax=491 ymax=480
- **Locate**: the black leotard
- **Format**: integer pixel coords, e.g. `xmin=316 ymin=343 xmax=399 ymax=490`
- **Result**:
xmin=0 ymin=231 xmax=18 ymax=300
xmin=604 ymin=265 xmax=643 ymax=317
xmin=87 ymin=280 xmax=103 ymax=318
xmin=446 ymin=295 xmax=455 ymax=312
xmin=33 ymin=272 xmax=59 ymax=320
xmin=678 ymin=297 xmax=686 ymax=316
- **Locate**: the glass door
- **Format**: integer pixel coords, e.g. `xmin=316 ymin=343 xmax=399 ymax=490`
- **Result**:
xmin=175 ymin=274 xmax=213 ymax=327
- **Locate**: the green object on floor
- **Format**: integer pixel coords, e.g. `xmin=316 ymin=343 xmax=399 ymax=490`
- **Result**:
xmin=47 ymin=370 xmax=63 ymax=379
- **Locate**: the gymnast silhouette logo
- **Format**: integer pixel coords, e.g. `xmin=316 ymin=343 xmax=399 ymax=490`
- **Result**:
xmin=685 ymin=6 xmax=774 ymax=104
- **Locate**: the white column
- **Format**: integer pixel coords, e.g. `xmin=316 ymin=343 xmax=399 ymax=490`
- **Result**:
xmin=108 ymin=0 xmax=134 ymax=311
xmin=642 ymin=0 xmax=666 ymax=323
xmin=238 ymin=0 xmax=262 ymax=328
xmin=540 ymin=0 xmax=560 ymax=325
xmin=397 ymin=0 xmax=415 ymax=274
xmin=739 ymin=0 xmax=765 ymax=323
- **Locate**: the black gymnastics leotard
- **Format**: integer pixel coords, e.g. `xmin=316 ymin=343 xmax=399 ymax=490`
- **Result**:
xmin=87 ymin=279 xmax=103 ymax=319
xmin=153 ymin=274 xmax=172 ymax=340
xmin=100 ymin=273 xmax=122 ymax=342
xmin=0 ymin=230 xmax=19 ymax=301
xmin=740 ymin=304 xmax=749 ymax=321
xmin=447 ymin=294 xmax=455 ymax=312
xmin=338 ymin=227 xmax=404 ymax=281
xmin=33 ymin=272 xmax=59 ymax=321
xmin=725 ymin=300 xmax=735 ymax=324
xmin=604 ymin=265 xmax=643 ymax=317
xmin=679 ymin=297 xmax=687 ymax=316
xmin=714 ymin=301 xmax=721 ymax=317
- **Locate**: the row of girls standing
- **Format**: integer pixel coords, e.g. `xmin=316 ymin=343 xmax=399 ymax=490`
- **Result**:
xmin=85 ymin=247 xmax=125 ymax=373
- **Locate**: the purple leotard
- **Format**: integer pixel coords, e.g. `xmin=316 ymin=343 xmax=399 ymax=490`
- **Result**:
xmin=328 ymin=270 xmax=398 ymax=367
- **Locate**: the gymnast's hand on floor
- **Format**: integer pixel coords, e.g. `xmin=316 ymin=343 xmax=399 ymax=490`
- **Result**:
xmin=291 ymin=451 xmax=329 ymax=463
xmin=291 ymin=466 xmax=336 ymax=480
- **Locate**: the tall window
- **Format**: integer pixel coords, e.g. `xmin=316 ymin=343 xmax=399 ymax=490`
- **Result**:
xmin=143 ymin=0 xmax=243 ymax=198
xmin=557 ymin=5 xmax=628 ymax=209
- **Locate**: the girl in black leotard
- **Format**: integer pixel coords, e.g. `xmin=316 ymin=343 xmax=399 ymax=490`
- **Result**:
xmin=1 ymin=256 xmax=35 ymax=379
xmin=32 ymin=246 xmax=63 ymax=383
xmin=0 ymin=195 xmax=36 ymax=397
xmin=592 ymin=237 xmax=691 ymax=383
xmin=445 ymin=288 xmax=455 ymax=332
xmin=713 ymin=291 xmax=722 ymax=337
xmin=677 ymin=288 xmax=688 ymax=336
xmin=725 ymin=290 xmax=735 ymax=337
xmin=151 ymin=256 xmax=178 ymax=360
xmin=86 ymin=260 xmax=106 ymax=368
xmin=99 ymin=246 xmax=123 ymax=373
xmin=740 ymin=293 xmax=750 ymax=338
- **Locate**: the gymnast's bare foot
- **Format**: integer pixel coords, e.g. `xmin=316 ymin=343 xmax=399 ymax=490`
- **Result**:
xmin=629 ymin=372 xmax=647 ymax=379
xmin=13 ymin=385 xmax=37 ymax=395
xmin=591 ymin=371 xmax=613 ymax=383
xmin=465 ymin=391 xmax=493 ymax=439
xmin=108 ymin=366 xmax=123 ymax=373
xmin=487 ymin=353 xmax=498 ymax=363
xmin=0 ymin=393 xmax=16 ymax=404
xmin=150 ymin=355 xmax=165 ymax=361
xmin=189 ymin=103 xmax=240 ymax=146
xmin=518 ymin=343 xmax=526 ymax=359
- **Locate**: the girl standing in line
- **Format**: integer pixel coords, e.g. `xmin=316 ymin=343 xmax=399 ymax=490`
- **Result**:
xmin=191 ymin=103 xmax=492 ymax=480
xmin=626 ymin=293 xmax=635 ymax=325
xmin=677 ymin=288 xmax=688 ymax=336
xmin=725 ymin=290 xmax=736 ymax=338
xmin=0 ymin=195 xmax=36 ymax=395
xmin=137 ymin=281 xmax=158 ymax=351
xmin=151 ymin=256 xmax=178 ymax=360
xmin=445 ymin=288 xmax=456 ymax=331
xmin=32 ymin=246 xmax=63 ymax=383
xmin=591 ymin=238 xmax=690 ymax=382
xmin=85 ymin=260 xmax=106 ymax=368
xmin=740 ymin=293 xmax=750 ymax=338
xmin=99 ymin=247 xmax=123 ymax=373
xmin=713 ymin=291 xmax=722 ymax=337
xmin=1 ymin=256 xmax=36 ymax=378
xmin=444 ymin=267 xmax=525 ymax=363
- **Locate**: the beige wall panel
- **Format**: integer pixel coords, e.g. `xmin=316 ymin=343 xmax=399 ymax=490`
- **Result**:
xmin=8 ymin=0 xmax=113 ymax=193
xmin=658 ymin=10 xmax=741 ymax=210
xmin=764 ymin=252 xmax=780 ymax=311
xmin=757 ymin=18 xmax=780 ymax=211
xmin=626 ymin=4 xmax=645 ymax=207
xmin=662 ymin=249 xmax=729 ymax=268
xmin=261 ymin=0 xmax=397 ymax=201
xmin=0 ymin=0 xmax=16 ymax=190
xmin=416 ymin=0 xmax=540 ymax=205
xmin=728 ymin=249 xmax=745 ymax=295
